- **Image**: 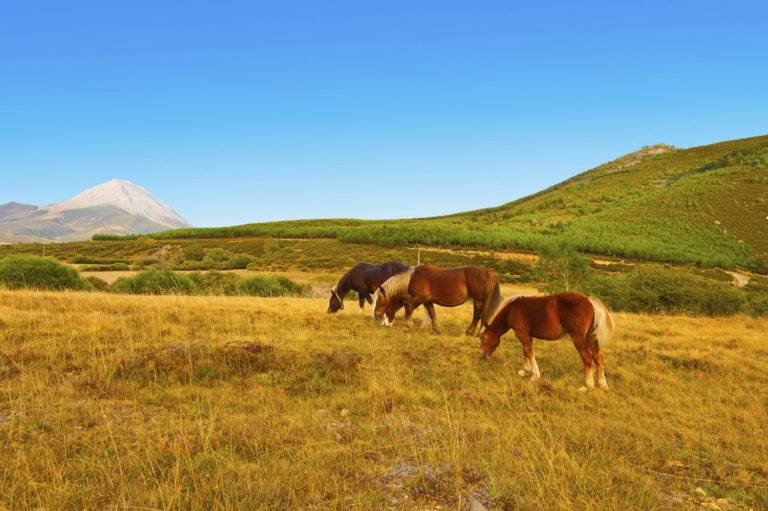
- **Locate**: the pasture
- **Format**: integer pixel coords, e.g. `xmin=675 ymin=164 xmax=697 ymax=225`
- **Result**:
xmin=1 ymin=288 xmax=767 ymax=510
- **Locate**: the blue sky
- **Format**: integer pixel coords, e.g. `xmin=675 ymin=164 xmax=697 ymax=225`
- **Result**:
xmin=1 ymin=1 xmax=767 ymax=227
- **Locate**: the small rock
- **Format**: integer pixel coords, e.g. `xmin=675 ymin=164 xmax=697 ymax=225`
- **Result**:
xmin=703 ymin=503 xmax=722 ymax=511
xmin=695 ymin=487 xmax=707 ymax=497
xmin=716 ymin=498 xmax=728 ymax=506
xmin=468 ymin=496 xmax=488 ymax=511
xmin=340 ymin=408 xmax=349 ymax=417
xmin=670 ymin=496 xmax=683 ymax=505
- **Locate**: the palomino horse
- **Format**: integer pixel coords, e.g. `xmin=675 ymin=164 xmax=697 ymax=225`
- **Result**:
xmin=327 ymin=261 xmax=411 ymax=314
xmin=372 ymin=265 xmax=502 ymax=335
xmin=479 ymin=292 xmax=615 ymax=391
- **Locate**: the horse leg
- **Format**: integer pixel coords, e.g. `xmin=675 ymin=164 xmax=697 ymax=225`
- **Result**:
xmin=515 ymin=331 xmax=540 ymax=381
xmin=424 ymin=302 xmax=440 ymax=334
xmin=466 ymin=300 xmax=483 ymax=336
xmin=358 ymin=293 xmax=367 ymax=314
xmin=403 ymin=299 xmax=421 ymax=328
xmin=421 ymin=303 xmax=434 ymax=329
xmin=587 ymin=333 xmax=608 ymax=390
xmin=571 ymin=333 xmax=596 ymax=391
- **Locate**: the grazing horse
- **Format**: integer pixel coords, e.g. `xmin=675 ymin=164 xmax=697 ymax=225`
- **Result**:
xmin=372 ymin=265 xmax=502 ymax=335
xmin=479 ymin=292 xmax=615 ymax=391
xmin=327 ymin=261 xmax=411 ymax=314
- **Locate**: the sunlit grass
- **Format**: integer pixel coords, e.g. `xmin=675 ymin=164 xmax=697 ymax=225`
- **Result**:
xmin=1 ymin=288 xmax=766 ymax=509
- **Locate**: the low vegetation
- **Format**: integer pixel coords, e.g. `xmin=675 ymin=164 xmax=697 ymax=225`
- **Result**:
xmin=1 ymin=289 xmax=766 ymax=509
xmin=91 ymin=136 xmax=768 ymax=270
xmin=0 ymin=255 xmax=88 ymax=291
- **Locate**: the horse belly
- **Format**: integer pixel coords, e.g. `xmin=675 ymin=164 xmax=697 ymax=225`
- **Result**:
xmin=528 ymin=312 xmax=566 ymax=340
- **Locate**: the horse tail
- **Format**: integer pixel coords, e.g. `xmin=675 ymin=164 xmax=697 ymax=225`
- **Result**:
xmin=588 ymin=297 xmax=615 ymax=346
xmin=481 ymin=270 xmax=503 ymax=324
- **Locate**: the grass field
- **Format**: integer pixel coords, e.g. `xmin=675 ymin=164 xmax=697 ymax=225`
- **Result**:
xmin=1 ymin=288 xmax=766 ymax=510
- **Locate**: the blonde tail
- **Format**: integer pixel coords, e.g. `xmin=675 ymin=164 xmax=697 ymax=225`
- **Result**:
xmin=588 ymin=297 xmax=615 ymax=346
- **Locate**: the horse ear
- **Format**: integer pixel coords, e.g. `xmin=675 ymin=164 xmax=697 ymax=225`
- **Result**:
xmin=379 ymin=286 xmax=387 ymax=299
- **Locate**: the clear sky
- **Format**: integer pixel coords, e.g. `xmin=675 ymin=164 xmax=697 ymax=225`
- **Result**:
xmin=1 ymin=1 xmax=767 ymax=227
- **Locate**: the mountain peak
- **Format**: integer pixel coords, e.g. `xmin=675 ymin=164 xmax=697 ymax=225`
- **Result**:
xmin=45 ymin=179 xmax=192 ymax=229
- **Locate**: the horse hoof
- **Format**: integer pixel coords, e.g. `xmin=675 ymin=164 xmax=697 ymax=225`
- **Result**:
xmin=517 ymin=369 xmax=527 ymax=377
xmin=598 ymin=382 xmax=609 ymax=390
xmin=530 ymin=375 xmax=540 ymax=382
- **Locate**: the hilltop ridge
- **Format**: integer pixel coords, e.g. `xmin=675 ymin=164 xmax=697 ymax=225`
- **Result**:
xmin=95 ymin=134 xmax=768 ymax=269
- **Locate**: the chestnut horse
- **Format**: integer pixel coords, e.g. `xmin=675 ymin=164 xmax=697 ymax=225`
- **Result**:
xmin=479 ymin=292 xmax=615 ymax=391
xmin=372 ymin=265 xmax=502 ymax=335
xmin=327 ymin=261 xmax=411 ymax=314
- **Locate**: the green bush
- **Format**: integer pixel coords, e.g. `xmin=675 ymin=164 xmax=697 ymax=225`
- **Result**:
xmin=110 ymin=269 xmax=197 ymax=295
xmin=227 ymin=253 xmax=256 ymax=269
xmin=203 ymin=248 xmax=232 ymax=264
xmin=0 ymin=255 xmax=87 ymax=291
xmin=80 ymin=263 xmax=130 ymax=271
xmin=588 ymin=265 xmax=747 ymax=316
xmin=84 ymin=276 xmax=109 ymax=292
xmin=71 ymin=256 xmax=128 ymax=264
xmin=188 ymin=270 xmax=241 ymax=296
xmin=236 ymin=276 xmax=307 ymax=297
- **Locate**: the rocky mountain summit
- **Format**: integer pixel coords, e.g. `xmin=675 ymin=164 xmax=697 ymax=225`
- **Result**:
xmin=0 ymin=179 xmax=192 ymax=243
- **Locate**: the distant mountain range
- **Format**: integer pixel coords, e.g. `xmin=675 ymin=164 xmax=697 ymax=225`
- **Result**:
xmin=0 ymin=179 xmax=192 ymax=243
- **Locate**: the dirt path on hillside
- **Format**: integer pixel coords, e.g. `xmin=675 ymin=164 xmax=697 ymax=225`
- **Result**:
xmin=726 ymin=271 xmax=750 ymax=287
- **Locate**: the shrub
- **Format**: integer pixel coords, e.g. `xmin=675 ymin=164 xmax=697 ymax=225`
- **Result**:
xmin=80 ymin=263 xmax=130 ymax=271
xmin=0 ymin=255 xmax=87 ymax=291
xmin=203 ymin=248 xmax=232 ymax=264
xmin=228 ymin=253 xmax=256 ymax=269
xmin=110 ymin=269 xmax=197 ymax=295
xmin=71 ymin=256 xmax=128 ymax=264
xmin=588 ymin=265 xmax=747 ymax=316
xmin=184 ymin=246 xmax=205 ymax=262
xmin=536 ymin=243 xmax=591 ymax=293
xmin=236 ymin=276 xmax=307 ymax=297
xmin=188 ymin=270 xmax=241 ymax=296
xmin=84 ymin=276 xmax=109 ymax=292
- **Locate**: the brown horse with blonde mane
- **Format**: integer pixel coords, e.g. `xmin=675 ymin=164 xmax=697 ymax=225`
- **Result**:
xmin=479 ymin=292 xmax=615 ymax=391
xmin=372 ymin=265 xmax=502 ymax=335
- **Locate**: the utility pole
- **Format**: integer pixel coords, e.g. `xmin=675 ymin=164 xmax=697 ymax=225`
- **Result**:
xmin=416 ymin=244 xmax=421 ymax=266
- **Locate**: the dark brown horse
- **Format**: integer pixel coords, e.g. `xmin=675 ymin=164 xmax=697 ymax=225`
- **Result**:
xmin=327 ymin=261 xmax=411 ymax=314
xmin=372 ymin=265 xmax=502 ymax=335
xmin=479 ymin=292 xmax=615 ymax=390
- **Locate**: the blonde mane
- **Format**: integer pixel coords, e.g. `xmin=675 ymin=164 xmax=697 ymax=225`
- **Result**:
xmin=488 ymin=294 xmax=529 ymax=324
xmin=372 ymin=266 xmax=415 ymax=313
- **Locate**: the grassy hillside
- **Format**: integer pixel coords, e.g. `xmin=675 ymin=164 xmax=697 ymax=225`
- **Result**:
xmin=98 ymin=135 xmax=768 ymax=269
xmin=1 ymin=289 xmax=766 ymax=509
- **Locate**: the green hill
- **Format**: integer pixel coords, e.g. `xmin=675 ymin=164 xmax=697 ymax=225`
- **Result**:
xmin=95 ymin=135 xmax=768 ymax=270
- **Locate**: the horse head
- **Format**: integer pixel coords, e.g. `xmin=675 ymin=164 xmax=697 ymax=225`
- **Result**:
xmin=372 ymin=287 xmax=390 ymax=322
xmin=478 ymin=324 xmax=500 ymax=359
xmin=326 ymin=286 xmax=344 ymax=313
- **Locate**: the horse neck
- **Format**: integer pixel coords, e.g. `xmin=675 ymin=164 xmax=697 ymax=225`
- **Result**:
xmin=487 ymin=299 xmax=515 ymax=334
xmin=336 ymin=271 xmax=354 ymax=295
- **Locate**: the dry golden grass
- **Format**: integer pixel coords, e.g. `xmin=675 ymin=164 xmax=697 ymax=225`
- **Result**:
xmin=1 ymin=288 xmax=767 ymax=510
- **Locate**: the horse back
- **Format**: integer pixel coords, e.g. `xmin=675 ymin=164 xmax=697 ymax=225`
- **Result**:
xmin=358 ymin=260 xmax=410 ymax=293
xmin=411 ymin=265 xmax=493 ymax=305
xmin=509 ymin=292 xmax=593 ymax=340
